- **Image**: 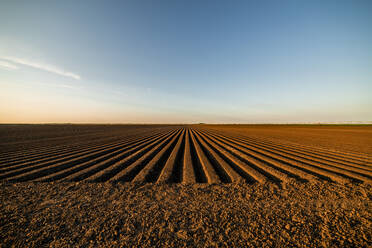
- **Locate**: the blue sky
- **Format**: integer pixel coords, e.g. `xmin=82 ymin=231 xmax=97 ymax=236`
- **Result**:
xmin=0 ymin=0 xmax=371 ymax=123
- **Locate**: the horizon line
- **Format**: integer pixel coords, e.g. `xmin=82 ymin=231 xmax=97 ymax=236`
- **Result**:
xmin=1 ymin=122 xmax=371 ymax=125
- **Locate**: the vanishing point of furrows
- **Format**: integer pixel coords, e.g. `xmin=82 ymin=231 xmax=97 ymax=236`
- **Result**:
xmin=0 ymin=124 xmax=371 ymax=247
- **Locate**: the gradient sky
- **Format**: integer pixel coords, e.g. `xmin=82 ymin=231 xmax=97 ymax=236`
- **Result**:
xmin=0 ymin=0 xmax=371 ymax=123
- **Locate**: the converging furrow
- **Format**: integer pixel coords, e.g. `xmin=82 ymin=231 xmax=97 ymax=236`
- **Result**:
xmin=1 ymin=126 xmax=370 ymax=185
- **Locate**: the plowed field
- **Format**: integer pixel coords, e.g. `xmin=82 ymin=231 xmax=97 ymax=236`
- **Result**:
xmin=0 ymin=124 xmax=371 ymax=247
xmin=1 ymin=125 xmax=371 ymax=185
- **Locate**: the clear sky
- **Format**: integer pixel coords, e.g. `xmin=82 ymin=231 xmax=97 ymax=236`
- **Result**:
xmin=0 ymin=0 xmax=371 ymax=123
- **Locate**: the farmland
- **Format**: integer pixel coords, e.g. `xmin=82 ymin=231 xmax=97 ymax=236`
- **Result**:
xmin=0 ymin=124 xmax=371 ymax=247
xmin=0 ymin=125 xmax=371 ymax=184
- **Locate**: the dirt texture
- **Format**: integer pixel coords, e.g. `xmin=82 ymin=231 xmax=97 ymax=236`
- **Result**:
xmin=202 ymin=124 xmax=372 ymax=155
xmin=0 ymin=181 xmax=371 ymax=247
xmin=0 ymin=124 xmax=371 ymax=247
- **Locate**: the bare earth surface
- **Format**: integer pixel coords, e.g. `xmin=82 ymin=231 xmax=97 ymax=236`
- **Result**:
xmin=202 ymin=124 xmax=372 ymax=155
xmin=0 ymin=124 xmax=371 ymax=247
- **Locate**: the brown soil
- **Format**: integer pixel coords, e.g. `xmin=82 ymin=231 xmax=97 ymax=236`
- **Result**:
xmin=0 ymin=124 xmax=371 ymax=247
xmin=201 ymin=124 xmax=372 ymax=155
xmin=1 ymin=181 xmax=370 ymax=247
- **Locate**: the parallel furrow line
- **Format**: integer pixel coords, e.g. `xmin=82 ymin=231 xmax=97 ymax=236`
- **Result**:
xmin=156 ymin=130 xmax=186 ymax=183
xmin=192 ymin=130 xmax=245 ymax=183
xmin=0 ymin=133 xmax=125 ymax=160
xmin=196 ymin=130 xmax=321 ymax=183
xmin=133 ymin=129 xmax=185 ymax=183
xmin=0 ymin=129 xmax=163 ymax=168
xmin=4 ymin=131 xmax=172 ymax=182
xmin=225 ymin=133 xmax=372 ymax=174
xmin=0 ymin=127 xmax=169 ymax=156
xmin=103 ymin=130 xmax=182 ymax=182
xmin=34 ymin=131 xmax=173 ymax=182
xmin=205 ymin=128 xmax=371 ymax=164
xmin=61 ymin=130 xmax=179 ymax=182
xmin=0 ymin=129 xmax=172 ymax=167
xmin=217 ymin=131 xmax=372 ymax=170
xmin=0 ymin=130 xmax=166 ymax=175
xmin=192 ymin=130 xmax=231 ymax=183
xmin=194 ymin=130 xmax=256 ymax=183
xmin=194 ymin=131 xmax=265 ymax=183
xmin=189 ymin=130 xmax=221 ymax=183
xmin=206 ymin=130 xmax=372 ymax=183
xmin=197 ymin=131 xmax=285 ymax=184
xmin=205 ymin=130 xmax=369 ymax=184
xmin=188 ymin=130 xmax=207 ymax=183
xmin=0 ymin=127 xmax=174 ymax=161
xmin=181 ymin=129 xmax=196 ymax=183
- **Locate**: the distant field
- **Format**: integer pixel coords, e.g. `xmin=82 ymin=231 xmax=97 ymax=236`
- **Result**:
xmin=202 ymin=124 xmax=372 ymax=155
xmin=0 ymin=124 xmax=371 ymax=184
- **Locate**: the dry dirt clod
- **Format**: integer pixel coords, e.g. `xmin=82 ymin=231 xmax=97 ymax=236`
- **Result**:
xmin=176 ymin=230 xmax=189 ymax=240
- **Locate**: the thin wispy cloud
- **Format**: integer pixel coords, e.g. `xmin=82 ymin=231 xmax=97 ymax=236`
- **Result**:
xmin=58 ymin=84 xmax=82 ymax=89
xmin=0 ymin=60 xmax=18 ymax=70
xmin=0 ymin=56 xmax=81 ymax=80
xmin=37 ymin=82 xmax=83 ymax=90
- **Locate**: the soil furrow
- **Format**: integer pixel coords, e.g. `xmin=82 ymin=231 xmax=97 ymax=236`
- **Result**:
xmin=1 ymin=125 xmax=370 ymax=186
xmin=0 ymin=127 xmax=173 ymax=165
xmin=195 ymin=131 xmax=264 ymax=183
xmin=4 ymin=131 xmax=171 ymax=183
xmin=192 ymin=130 xmax=232 ymax=183
xmin=206 ymin=130 xmax=366 ymax=184
xmin=206 ymin=128 xmax=371 ymax=164
xmin=189 ymin=130 xmax=221 ymax=183
xmin=0 ymin=131 xmax=165 ymax=179
xmin=192 ymin=130 xmax=245 ymax=183
xmin=199 ymin=130 xmax=334 ymax=183
xmin=106 ymin=130 xmax=182 ymax=182
xmin=61 ymin=130 xmax=178 ymax=182
xmin=0 ymin=131 xmax=165 ymax=174
xmin=197 ymin=131 xmax=283 ymax=184
xmin=208 ymin=131 xmax=372 ymax=183
xmin=204 ymin=127 xmax=371 ymax=161
xmin=0 ymin=133 xmax=124 ymax=160
xmin=182 ymin=129 xmax=196 ymax=183
xmin=156 ymin=130 xmax=186 ymax=183
xmin=0 ymin=129 xmax=167 ymax=169
xmin=35 ymin=132 xmax=170 ymax=182
xmin=194 ymin=130 xmax=256 ymax=183
xmin=220 ymin=131 xmax=372 ymax=171
xmin=0 ymin=136 xmax=119 ymax=163
xmin=132 ymin=129 xmax=185 ymax=183
xmin=197 ymin=130 xmax=318 ymax=183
